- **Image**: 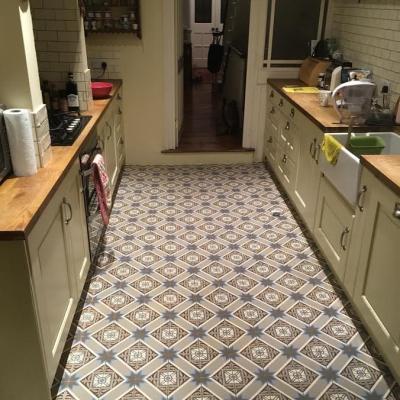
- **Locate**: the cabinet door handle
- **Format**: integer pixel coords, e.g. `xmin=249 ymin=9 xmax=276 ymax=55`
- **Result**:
xmin=290 ymin=108 xmax=295 ymax=118
xmin=309 ymin=140 xmax=315 ymax=159
xmin=282 ymin=154 xmax=287 ymax=164
xmin=269 ymin=91 xmax=274 ymax=98
xmin=106 ymin=122 xmax=112 ymax=140
xmin=267 ymin=136 xmax=273 ymax=144
xmin=279 ymin=99 xmax=284 ymax=107
xmin=270 ymin=106 xmax=275 ymax=114
xmin=285 ymin=122 xmax=290 ymax=130
xmin=63 ymin=199 xmax=73 ymax=225
xmin=118 ymin=107 xmax=122 ymax=114
xmin=340 ymin=227 xmax=350 ymax=251
xmin=314 ymin=143 xmax=321 ymax=164
xmin=356 ymin=185 xmax=367 ymax=212
xmin=117 ymin=93 xmax=122 ymax=100
xmin=393 ymin=202 xmax=400 ymax=219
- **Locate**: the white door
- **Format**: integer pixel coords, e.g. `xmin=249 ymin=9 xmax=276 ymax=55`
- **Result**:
xmin=190 ymin=0 xmax=225 ymax=68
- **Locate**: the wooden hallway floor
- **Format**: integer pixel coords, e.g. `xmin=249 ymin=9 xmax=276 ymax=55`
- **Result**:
xmin=177 ymin=80 xmax=244 ymax=153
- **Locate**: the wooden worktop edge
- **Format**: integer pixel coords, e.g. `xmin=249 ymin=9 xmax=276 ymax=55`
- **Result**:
xmin=361 ymin=155 xmax=400 ymax=197
xmin=0 ymin=80 xmax=122 ymax=241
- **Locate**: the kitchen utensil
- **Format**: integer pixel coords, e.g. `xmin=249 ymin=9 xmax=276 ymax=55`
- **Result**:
xmin=299 ymin=57 xmax=330 ymax=87
xmin=91 ymin=82 xmax=113 ymax=99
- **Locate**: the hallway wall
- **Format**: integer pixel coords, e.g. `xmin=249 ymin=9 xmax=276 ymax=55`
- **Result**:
xmin=86 ymin=0 xmax=255 ymax=165
xmin=86 ymin=0 xmax=166 ymax=165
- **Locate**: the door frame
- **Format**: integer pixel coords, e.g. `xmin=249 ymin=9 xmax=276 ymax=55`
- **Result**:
xmin=163 ymin=0 xmax=178 ymax=149
xmin=163 ymin=0 xmax=266 ymax=151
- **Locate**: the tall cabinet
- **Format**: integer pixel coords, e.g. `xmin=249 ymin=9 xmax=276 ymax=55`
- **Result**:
xmin=350 ymin=169 xmax=400 ymax=376
xmin=28 ymin=160 xmax=90 ymax=383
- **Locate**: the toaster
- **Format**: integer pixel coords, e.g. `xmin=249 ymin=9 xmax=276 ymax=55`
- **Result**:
xmin=324 ymin=60 xmax=352 ymax=90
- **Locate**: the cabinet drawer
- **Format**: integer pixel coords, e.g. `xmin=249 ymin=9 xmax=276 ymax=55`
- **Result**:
xmin=266 ymin=103 xmax=280 ymax=125
xmin=267 ymin=86 xmax=279 ymax=106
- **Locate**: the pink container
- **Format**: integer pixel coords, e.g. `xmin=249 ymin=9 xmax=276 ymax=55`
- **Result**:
xmin=91 ymin=82 xmax=113 ymax=99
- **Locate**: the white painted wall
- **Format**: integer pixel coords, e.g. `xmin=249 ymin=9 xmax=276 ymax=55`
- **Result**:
xmin=0 ymin=2 xmax=42 ymax=110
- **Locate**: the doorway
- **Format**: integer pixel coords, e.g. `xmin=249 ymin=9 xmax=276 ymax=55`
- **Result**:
xmin=177 ymin=0 xmax=251 ymax=152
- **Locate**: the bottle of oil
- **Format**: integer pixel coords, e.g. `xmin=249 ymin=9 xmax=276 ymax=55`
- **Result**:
xmin=66 ymin=72 xmax=80 ymax=112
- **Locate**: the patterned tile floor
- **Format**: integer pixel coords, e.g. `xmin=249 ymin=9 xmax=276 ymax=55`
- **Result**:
xmin=55 ymin=164 xmax=400 ymax=400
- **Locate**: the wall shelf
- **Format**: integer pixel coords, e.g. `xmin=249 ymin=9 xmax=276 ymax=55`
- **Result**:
xmin=83 ymin=0 xmax=142 ymax=39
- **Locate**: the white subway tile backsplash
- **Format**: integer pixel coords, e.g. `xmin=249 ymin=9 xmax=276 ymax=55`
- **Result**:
xmin=331 ymin=0 xmax=400 ymax=107
xmin=31 ymin=0 xmax=92 ymax=112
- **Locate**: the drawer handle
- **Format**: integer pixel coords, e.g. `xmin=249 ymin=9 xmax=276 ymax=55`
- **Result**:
xmin=309 ymin=140 xmax=315 ymax=159
xmin=282 ymin=154 xmax=287 ymax=164
xmin=267 ymin=136 xmax=273 ymax=144
xmin=270 ymin=107 xmax=275 ymax=114
xmin=279 ymin=99 xmax=284 ymax=107
xmin=285 ymin=122 xmax=290 ymax=130
xmin=340 ymin=227 xmax=350 ymax=251
xmin=393 ymin=202 xmax=400 ymax=219
xmin=63 ymin=199 xmax=73 ymax=225
xmin=290 ymin=108 xmax=295 ymax=118
xmin=270 ymin=91 xmax=274 ymax=98
xmin=357 ymin=185 xmax=367 ymax=212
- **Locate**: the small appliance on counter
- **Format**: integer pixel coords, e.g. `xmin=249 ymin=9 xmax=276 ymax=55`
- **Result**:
xmin=323 ymin=59 xmax=353 ymax=91
xmin=341 ymin=67 xmax=372 ymax=83
xmin=0 ymin=107 xmax=12 ymax=184
xmin=49 ymin=112 xmax=92 ymax=146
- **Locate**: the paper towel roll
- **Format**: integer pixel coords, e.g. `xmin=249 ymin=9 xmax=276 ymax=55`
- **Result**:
xmin=4 ymin=109 xmax=38 ymax=177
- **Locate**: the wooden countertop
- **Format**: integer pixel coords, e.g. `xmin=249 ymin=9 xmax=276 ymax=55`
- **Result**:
xmin=268 ymin=79 xmax=347 ymax=131
xmin=0 ymin=80 xmax=122 ymax=241
xmin=268 ymin=78 xmax=400 ymax=196
xmin=361 ymin=155 xmax=400 ymax=197
xmin=267 ymin=79 xmax=397 ymax=133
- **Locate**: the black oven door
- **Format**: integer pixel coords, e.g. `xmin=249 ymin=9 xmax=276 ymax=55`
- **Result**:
xmin=83 ymin=168 xmax=105 ymax=261
xmin=0 ymin=110 xmax=12 ymax=184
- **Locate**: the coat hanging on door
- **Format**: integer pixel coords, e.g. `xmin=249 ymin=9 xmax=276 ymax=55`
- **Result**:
xmin=207 ymin=32 xmax=224 ymax=74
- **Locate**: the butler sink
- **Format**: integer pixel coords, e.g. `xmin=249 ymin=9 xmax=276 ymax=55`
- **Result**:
xmin=318 ymin=132 xmax=400 ymax=206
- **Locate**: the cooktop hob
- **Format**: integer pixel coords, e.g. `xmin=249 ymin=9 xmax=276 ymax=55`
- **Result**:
xmin=49 ymin=113 xmax=92 ymax=146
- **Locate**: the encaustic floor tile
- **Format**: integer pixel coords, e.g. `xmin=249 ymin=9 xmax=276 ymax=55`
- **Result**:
xmin=54 ymin=164 xmax=399 ymax=400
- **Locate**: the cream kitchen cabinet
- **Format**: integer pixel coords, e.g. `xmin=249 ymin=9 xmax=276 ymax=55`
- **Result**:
xmin=98 ymin=111 xmax=118 ymax=191
xmin=64 ymin=164 xmax=91 ymax=295
xmin=28 ymin=159 xmax=90 ymax=384
xmin=265 ymin=85 xmax=322 ymax=230
xmin=97 ymin=87 xmax=125 ymax=193
xmin=314 ymin=174 xmax=354 ymax=281
xmin=265 ymin=94 xmax=299 ymax=196
xmin=350 ymin=169 xmax=400 ymax=381
xmin=264 ymin=105 xmax=279 ymax=164
xmin=292 ymin=117 xmax=323 ymax=229
xmin=114 ymin=89 xmax=125 ymax=169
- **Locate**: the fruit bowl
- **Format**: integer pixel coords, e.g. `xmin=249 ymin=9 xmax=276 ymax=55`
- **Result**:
xmin=91 ymin=82 xmax=113 ymax=99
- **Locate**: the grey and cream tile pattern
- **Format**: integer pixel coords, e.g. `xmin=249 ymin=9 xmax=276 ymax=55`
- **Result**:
xmin=55 ymin=164 xmax=399 ymax=399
